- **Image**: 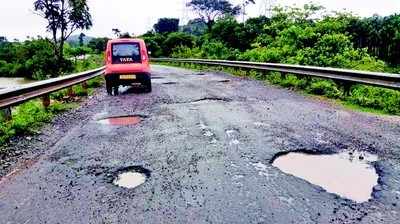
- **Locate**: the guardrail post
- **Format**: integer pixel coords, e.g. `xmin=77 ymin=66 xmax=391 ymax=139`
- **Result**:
xmin=67 ymin=87 xmax=75 ymax=98
xmin=0 ymin=107 xmax=12 ymax=121
xmin=81 ymin=81 xmax=88 ymax=96
xmin=281 ymin=72 xmax=287 ymax=80
xmin=343 ymin=82 xmax=353 ymax=97
xmin=335 ymin=81 xmax=353 ymax=97
xmin=42 ymin=94 xmax=51 ymax=108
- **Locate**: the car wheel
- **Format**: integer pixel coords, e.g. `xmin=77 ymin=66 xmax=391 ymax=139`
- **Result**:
xmin=106 ymin=79 xmax=113 ymax=95
xmin=113 ymin=85 xmax=119 ymax=95
xmin=144 ymin=76 xmax=152 ymax=93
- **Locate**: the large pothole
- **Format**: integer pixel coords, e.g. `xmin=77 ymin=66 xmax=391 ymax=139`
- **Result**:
xmin=98 ymin=115 xmax=144 ymax=126
xmin=113 ymin=166 xmax=151 ymax=189
xmin=272 ymin=150 xmax=379 ymax=203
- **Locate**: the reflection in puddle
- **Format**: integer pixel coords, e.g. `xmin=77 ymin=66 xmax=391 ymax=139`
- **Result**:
xmin=98 ymin=116 xmax=141 ymax=126
xmin=272 ymin=151 xmax=379 ymax=203
xmin=113 ymin=172 xmax=147 ymax=189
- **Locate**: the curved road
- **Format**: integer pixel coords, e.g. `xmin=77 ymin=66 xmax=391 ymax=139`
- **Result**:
xmin=0 ymin=65 xmax=400 ymax=223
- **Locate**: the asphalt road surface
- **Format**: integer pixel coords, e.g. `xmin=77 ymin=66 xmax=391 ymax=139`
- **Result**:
xmin=1 ymin=65 xmax=400 ymax=224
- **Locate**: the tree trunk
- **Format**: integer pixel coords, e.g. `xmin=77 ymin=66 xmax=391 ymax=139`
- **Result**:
xmin=58 ymin=0 xmax=66 ymax=68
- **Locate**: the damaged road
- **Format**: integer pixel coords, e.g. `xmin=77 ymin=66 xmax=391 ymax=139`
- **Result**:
xmin=0 ymin=65 xmax=400 ymax=223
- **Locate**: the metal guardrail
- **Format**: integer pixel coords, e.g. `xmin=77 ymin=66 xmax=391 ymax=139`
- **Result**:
xmin=152 ymin=58 xmax=400 ymax=91
xmin=0 ymin=67 xmax=105 ymax=110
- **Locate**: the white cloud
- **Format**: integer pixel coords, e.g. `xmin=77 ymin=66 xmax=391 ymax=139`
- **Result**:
xmin=1 ymin=0 xmax=400 ymax=40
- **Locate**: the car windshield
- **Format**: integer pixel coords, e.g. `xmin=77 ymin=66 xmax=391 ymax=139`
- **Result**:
xmin=112 ymin=42 xmax=141 ymax=64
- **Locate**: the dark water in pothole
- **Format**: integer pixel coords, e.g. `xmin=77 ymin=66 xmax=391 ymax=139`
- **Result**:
xmin=98 ymin=116 xmax=141 ymax=126
xmin=272 ymin=151 xmax=379 ymax=203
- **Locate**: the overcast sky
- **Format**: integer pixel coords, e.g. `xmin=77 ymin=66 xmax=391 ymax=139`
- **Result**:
xmin=1 ymin=0 xmax=400 ymax=40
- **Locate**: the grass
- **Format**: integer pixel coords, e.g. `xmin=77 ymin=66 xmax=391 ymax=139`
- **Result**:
xmin=0 ymin=55 xmax=104 ymax=146
xmin=153 ymin=62 xmax=400 ymax=117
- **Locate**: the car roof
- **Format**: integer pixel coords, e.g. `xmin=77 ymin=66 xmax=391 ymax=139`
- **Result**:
xmin=108 ymin=38 xmax=144 ymax=44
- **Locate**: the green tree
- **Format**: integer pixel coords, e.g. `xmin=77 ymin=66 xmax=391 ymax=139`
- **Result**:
xmin=187 ymin=0 xmax=241 ymax=31
xmin=181 ymin=18 xmax=207 ymax=36
xmin=88 ymin=37 xmax=109 ymax=54
xmin=34 ymin=0 xmax=92 ymax=66
xmin=0 ymin=36 xmax=7 ymax=43
xmin=154 ymin=18 xmax=180 ymax=34
xmin=163 ymin=32 xmax=195 ymax=56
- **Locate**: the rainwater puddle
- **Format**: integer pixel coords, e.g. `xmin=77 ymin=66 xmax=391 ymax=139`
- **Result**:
xmin=272 ymin=151 xmax=379 ymax=203
xmin=113 ymin=167 xmax=150 ymax=189
xmin=98 ymin=116 xmax=142 ymax=126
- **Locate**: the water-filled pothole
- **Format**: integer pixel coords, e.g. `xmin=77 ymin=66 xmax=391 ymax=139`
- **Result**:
xmin=272 ymin=151 xmax=379 ymax=203
xmin=98 ymin=116 xmax=143 ymax=126
xmin=113 ymin=166 xmax=151 ymax=189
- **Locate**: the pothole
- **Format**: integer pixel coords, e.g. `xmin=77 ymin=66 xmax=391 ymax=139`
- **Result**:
xmin=195 ymin=73 xmax=206 ymax=76
xmin=98 ymin=115 xmax=143 ymax=126
xmin=113 ymin=166 xmax=151 ymax=189
xmin=190 ymin=97 xmax=232 ymax=104
xmin=217 ymin=79 xmax=230 ymax=83
xmin=162 ymin=82 xmax=177 ymax=85
xmin=151 ymin=76 xmax=164 ymax=79
xmin=272 ymin=150 xmax=379 ymax=203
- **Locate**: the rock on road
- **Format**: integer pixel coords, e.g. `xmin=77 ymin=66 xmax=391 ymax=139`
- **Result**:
xmin=0 ymin=65 xmax=400 ymax=224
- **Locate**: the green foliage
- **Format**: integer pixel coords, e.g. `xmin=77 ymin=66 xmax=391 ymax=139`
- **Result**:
xmin=73 ymin=54 xmax=104 ymax=72
xmin=181 ymin=18 xmax=207 ymax=36
xmin=0 ymin=101 xmax=72 ymax=144
xmin=0 ymin=38 xmax=73 ymax=80
xmin=162 ymin=32 xmax=195 ymax=56
xmin=151 ymin=4 xmax=400 ymax=116
xmin=349 ymin=86 xmax=400 ymax=114
xmin=187 ymin=0 xmax=241 ymax=30
xmin=34 ymin=0 xmax=93 ymax=63
xmin=154 ymin=18 xmax=180 ymax=34
xmin=88 ymin=37 xmax=109 ymax=54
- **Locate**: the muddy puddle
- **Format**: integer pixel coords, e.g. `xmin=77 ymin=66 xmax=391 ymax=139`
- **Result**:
xmin=98 ymin=116 xmax=142 ymax=126
xmin=272 ymin=151 xmax=379 ymax=203
xmin=113 ymin=166 xmax=151 ymax=189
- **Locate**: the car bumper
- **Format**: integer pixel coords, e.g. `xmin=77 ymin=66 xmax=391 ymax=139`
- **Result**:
xmin=105 ymin=73 xmax=151 ymax=85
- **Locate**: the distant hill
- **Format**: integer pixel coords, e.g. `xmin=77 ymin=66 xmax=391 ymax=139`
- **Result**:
xmin=66 ymin=34 xmax=94 ymax=46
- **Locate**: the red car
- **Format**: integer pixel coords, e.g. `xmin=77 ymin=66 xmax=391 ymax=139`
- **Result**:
xmin=104 ymin=38 xmax=151 ymax=95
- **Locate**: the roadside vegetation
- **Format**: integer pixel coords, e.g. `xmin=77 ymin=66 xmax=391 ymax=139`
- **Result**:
xmin=141 ymin=1 xmax=400 ymax=116
xmin=0 ymin=37 xmax=105 ymax=145
xmin=0 ymin=0 xmax=109 ymax=146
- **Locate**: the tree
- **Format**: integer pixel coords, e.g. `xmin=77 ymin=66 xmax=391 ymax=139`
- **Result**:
xmin=88 ymin=37 xmax=109 ymax=53
xmin=163 ymin=32 xmax=195 ymax=56
xmin=0 ymin=36 xmax=7 ymax=43
xmin=112 ymin=28 xmax=121 ymax=37
xmin=186 ymin=0 xmax=241 ymax=31
xmin=153 ymin=18 xmax=180 ymax=34
xmin=119 ymin=32 xmax=132 ymax=38
xmin=181 ymin=18 xmax=207 ymax=36
xmin=33 ymin=0 xmax=92 ymax=67
xmin=78 ymin=32 xmax=86 ymax=46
